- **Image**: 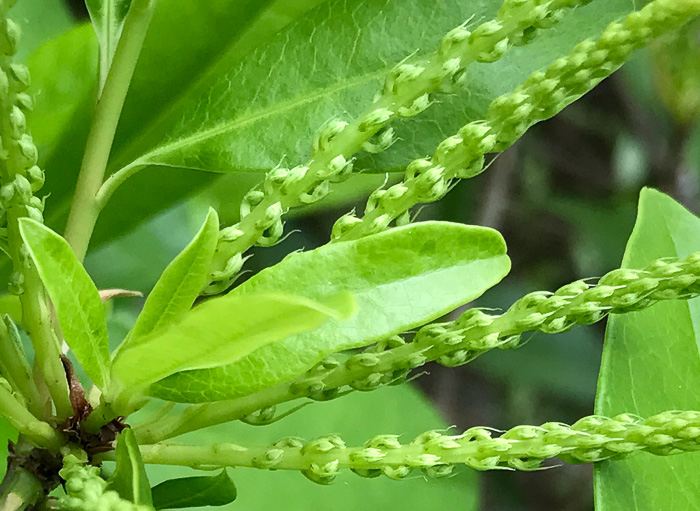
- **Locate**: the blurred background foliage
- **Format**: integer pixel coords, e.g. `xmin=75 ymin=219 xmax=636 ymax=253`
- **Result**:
xmin=1 ymin=1 xmax=699 ymax=510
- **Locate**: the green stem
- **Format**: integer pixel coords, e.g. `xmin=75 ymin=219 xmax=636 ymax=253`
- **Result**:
xmin=0 ymin=11 xmax=72 ymax=420
xmin=63 ymin=0 xmax=157 ymax=262
xmin=19 ymin=271 xmax=71 ymax=421
xmin=0 ymin=318 xmax=44 ymax=419
xmin=0 ymin=377 xmax=63 ymax=450
xmin=95 ymin=162 xmax=144 ymax=209
xmin=0 ymin=468 xmax=43 ymax=511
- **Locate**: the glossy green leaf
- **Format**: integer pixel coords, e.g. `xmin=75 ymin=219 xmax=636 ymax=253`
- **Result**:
xmin=28 ymin=0 xmax=315 ymax=250
xmin=120 ymin=0 xmax=634 ymax=175
xmin=151 ymin=470 xmax=236 ymax=509
xmin=107 ymin=428 xmax=153 ymax=506
xmin=85 ymin=0 xmax=133 ymax=90
xmin=10 ymin=0 xmax=73 ymax=61
xmin=595 ymin=188 xmax=700 ymax=510
xmin=27 ymin=24 xmax=98 ymax=180
xmin=123 ymin=208 xmax=219 ymax=347
xmin=25 ymin=0 xmax=634 ymax=262
xmin=150 ymin=221 xmax=510 ymax=402
xmin=111 ymin=292 xmax=356 ymax=398
xmin=18 ymin=219 xmax=110 ymax=390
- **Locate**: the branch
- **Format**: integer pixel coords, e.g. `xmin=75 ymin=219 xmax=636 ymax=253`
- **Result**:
xmin=0 ymin=467 xmax=42 ymax=511
xmin=63 ymin=0 xmax=157 ymax=262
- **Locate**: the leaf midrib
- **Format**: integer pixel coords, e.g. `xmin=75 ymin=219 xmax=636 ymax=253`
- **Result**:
xmin=57 ymin=260 xmax=110 ymax=385
xmin=130 ymin=67 xmax=389 ymax=170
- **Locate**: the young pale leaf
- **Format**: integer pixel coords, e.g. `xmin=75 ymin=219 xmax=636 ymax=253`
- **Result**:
xmin=18 ymin=219 xmax=110 ymax=390
xmin=111 ymin=292 xmax=355 ymax=397
xmin=85 ymin=0 xmax=133 ymax=91
xmin=107 ymin=428 xmax=153 ymax=506
xmin=595 ymin=188 xmax=700 ymax=511
xmin=150 ymin=221 xmax=510 ymax=402
xmin=151 ymin=470 xmax=236 ymax=509
xmin=122 ymin=208 xmax=219 ymax=347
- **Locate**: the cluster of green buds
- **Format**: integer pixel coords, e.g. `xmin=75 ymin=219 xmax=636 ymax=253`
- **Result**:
xmin=332 ymin=0 xmax=700 ymax=241
xmin=0 ymin=2 xmax=46 ymax=295
xmin=58 ymin=452 xmax=152 ymax=511
xmin=139 ymin=410 xmax=700 ymax=482
xmin=204 ymin=0 xmax=592 ymax=293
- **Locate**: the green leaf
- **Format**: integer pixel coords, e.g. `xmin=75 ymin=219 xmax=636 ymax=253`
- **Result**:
xmin=110 ymin=292 xmax=356 ymax=400
xmin=594 ymin=188 xmax=700 ymax=510
xmin=0 ymin=295 xmax=22 ymax=325
xmin=28 ymin=24 xmax=98 ymax=166
xmin=25 ymin=0 xmax=634 ymax=262
xmin=121 ymin=0 xmax=634 ymax=175
xmin=107 ymin=428 xmax=153 ymax=506
xmin=18 ymin=219 xmax=110 ymax=390
xmin=85 ymin=0 xmax=133 ymax=91
xmin=123 ymin=208 xmax=219 ymax=347
xmin=150 ymin=221 xmax=510 ymax=402
xmin=10 ymin=0 xmax=73 ymax=61
xmin=151 ymin=470 xmax=236 ymax=509
xmin=29 ymin=0 xmax=312 ymax=250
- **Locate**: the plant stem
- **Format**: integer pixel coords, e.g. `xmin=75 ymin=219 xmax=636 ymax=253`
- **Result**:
xmin=0 ymin=377 xmax=63 ymax=450
xmin=63 ymin=0 xmax=157 ymax=262
xmin=0 ymin=468 xmax=42 ymax=511
xmin=0 ymin=318 xmax=44 ymax=419
xmin=18 ymin=271 xmax=71 ymax=421
xmin=95 ymin=162 xmax=144 ymax=208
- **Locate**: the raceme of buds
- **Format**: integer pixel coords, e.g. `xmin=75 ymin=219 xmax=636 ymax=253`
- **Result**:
xmin=204 ymin=0 xmax=588 ymax=292
xmin=285 ymin=249 xmax=700 ymax=404
xmin=332 ymin=0 xmax=700 ymax=242
xmin=416 ymin=250 xmax=700 ymax=367
xmin=0 ymin=10 xmax=46 ymax=300
xmin=138 ymin=410 xmax=700 ymax=483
